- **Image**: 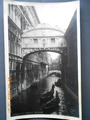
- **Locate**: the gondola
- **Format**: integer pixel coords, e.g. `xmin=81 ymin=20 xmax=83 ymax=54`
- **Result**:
xmin=40 ymin=93 xmax=54 ymax=104
xmin=42 ymin=93 xmax=60 ymax=112
xmin=41 ymin=90 xmax=52 ymax=97
xmin=40 ymin=84 xmax=55 ymax=103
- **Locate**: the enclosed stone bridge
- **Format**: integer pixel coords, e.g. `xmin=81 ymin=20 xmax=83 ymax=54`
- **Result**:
xmin=21 ymin=24 xmax=67 ymax=58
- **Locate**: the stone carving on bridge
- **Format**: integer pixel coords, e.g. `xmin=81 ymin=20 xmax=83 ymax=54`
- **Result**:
xmin=22 ymin=47 xmax=67 ymax=57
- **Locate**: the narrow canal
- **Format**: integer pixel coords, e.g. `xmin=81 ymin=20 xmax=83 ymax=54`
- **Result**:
xmin=11 ymin=74 xmax=78 ymax=117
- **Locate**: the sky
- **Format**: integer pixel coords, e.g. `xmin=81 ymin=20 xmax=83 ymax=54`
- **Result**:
xmin=47 ymin=52 xmax=60 ymax=60
xmin=35 ymin=1 xmax=78 ymax=31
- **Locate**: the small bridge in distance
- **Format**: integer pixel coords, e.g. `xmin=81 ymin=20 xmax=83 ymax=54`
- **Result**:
xmin=49 ymin=70 xmax=61 ymax=75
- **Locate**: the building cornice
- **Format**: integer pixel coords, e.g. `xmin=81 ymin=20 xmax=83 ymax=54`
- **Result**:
xmin=21 ymin=35 xmax=64 ymax=38
xmin=22 ymin=27 xmax=64 ymax=36
xmin=8 ymin=16 xmax=22 ymax=33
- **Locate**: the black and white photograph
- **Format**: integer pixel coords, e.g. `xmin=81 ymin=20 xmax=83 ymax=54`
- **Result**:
xmin=4 ymin=0 xmax=81 ymax=120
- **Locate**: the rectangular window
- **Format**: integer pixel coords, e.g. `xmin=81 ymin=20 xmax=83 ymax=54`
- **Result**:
xmin=51 ymin=38 xmax=55 ymax=43
xmin=34 ymin=39 xmax=38 ymax=43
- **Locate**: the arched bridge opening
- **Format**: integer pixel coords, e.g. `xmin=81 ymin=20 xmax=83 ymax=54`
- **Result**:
xmin=22 ymin=47 xmax=67 ymax=61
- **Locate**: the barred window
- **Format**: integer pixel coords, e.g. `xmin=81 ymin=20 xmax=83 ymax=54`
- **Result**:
xmin=34 ymin=39 xmax=38 ymax=43
xmin=51 ymin=38 xmax=55 ymax=43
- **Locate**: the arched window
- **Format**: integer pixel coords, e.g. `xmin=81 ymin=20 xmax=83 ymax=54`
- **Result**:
xmin=51 ymin=38 xmax=55 ymax=43
xmin=33 ymin=39 xmax=38 ymax=43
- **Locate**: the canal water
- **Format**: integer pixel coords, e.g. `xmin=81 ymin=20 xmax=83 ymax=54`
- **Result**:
xmin=11 ymin=74 xmax=79 ymax=117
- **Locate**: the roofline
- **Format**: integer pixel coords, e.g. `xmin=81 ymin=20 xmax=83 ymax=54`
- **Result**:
xmin=21 ymin=35 xmax=64 ymax=38
xmin=22 ymin=27 xmax=64 ymax=35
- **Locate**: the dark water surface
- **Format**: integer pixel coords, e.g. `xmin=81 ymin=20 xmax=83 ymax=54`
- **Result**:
xmin=11 ymin=75 xmax=79 ymax=117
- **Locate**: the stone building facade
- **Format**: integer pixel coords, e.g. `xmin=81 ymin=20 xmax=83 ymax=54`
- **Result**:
xmin=64 ymin=11 xmax=78 ymax=102
xmin=22 ymin=52 xmax=49 ymax=90
xmin=8 ymin=4 xmax=40 ymax=97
